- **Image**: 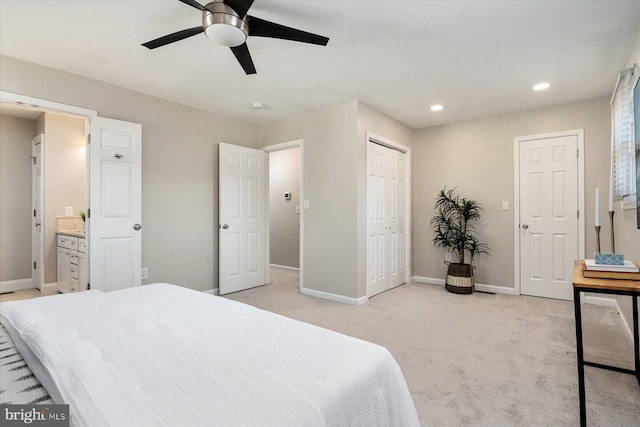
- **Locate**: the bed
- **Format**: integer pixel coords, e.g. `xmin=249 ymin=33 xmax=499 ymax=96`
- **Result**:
xmin=0 ymin=283 xmax=419 ymax=426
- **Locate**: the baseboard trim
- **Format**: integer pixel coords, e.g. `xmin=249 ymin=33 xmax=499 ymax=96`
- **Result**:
xmin=0 ymin=278 xmax=34 ymax=293
xmin=301 ymin=287 xmax=368 ymax=306
xmin=208 ymin=284 xmax=365 ymax=306
xmin=584 ymin=296 xmax=633 ymax=343
xmin=412 ymin=276 xmax=518 ymax=295
xmin=413 ymin=276 xmax=445 ymax=286
xmin=583 ymin=296 xmax=617 ymax=307
xmin=269 ymin=264 xmax=300 ymax=272
xmin=41 ymin=283 xmax=58 ymax=296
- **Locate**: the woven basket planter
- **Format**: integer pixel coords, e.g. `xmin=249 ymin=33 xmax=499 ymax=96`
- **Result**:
xmin=445 ymin=262 xmax=475 ymax=294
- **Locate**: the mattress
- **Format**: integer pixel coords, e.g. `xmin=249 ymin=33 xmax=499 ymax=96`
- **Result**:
xmin=0 ymin=284 xmax=419 ymax=426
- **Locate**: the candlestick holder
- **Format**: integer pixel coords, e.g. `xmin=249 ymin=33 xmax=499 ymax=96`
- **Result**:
xmin=594 ymin=211 xmax=624 ymax=265
xmin=609 ymin=210 xmax=615 ymax=254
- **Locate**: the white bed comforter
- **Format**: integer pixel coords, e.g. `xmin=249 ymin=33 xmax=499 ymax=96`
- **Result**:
xmin=0 ymin=284 xmax=419 ymax=427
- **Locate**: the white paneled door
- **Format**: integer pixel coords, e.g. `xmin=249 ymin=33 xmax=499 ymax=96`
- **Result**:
xmin=519 ymin=134 xmax=579 ymax=300
xmin=367 ymin=141 xmax=406 ymax=297
xmin=89 ymin=117 xmax=142 ymax=292
xmin=219 ymin=143 xmax=267 ymax=295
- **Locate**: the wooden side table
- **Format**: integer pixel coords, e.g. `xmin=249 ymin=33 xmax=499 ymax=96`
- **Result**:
xmin=572 ymin=260 xmax=640 ymax=426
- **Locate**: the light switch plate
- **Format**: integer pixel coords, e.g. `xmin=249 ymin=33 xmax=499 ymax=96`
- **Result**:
xmin=65 ymin=206 xmax=73 ymax=216
xmin=303 ymin=200 xmax=310 ymax=209
xmin=502 ymin=201 xmax=509 ymax=211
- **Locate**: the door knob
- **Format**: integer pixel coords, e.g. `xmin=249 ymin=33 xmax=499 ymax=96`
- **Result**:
xmin=220 ymin=224 xmax=229 ymax=229
xmin=133 ymin=224 xmax=142 ymax=230
xmin=522 ymin=224 xmax=529 ymax=229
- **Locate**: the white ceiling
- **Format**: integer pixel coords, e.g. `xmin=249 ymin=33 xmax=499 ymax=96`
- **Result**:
xmin=1 ymin=0 xmax=639 ymax=130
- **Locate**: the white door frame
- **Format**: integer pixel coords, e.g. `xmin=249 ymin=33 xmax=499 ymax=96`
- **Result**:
xmin=513 ymin=129 xmax=585 ymax=296
xmin=31 ymin=134 xmax=44 ymax=290
xmin=261 ymin=139 xmax=304 ymax=292
xmin=366 ymin=132 xmax=412 ymax=297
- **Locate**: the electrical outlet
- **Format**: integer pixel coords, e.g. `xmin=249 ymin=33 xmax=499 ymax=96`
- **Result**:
xmin=141 ymin=267 xmax=148 ymax=280
xmin=445 ymin=252 xmax=452 ymax=262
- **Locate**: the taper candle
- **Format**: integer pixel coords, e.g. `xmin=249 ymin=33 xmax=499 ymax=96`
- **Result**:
xmin=595 ymin=186 xmax=600 ymax=226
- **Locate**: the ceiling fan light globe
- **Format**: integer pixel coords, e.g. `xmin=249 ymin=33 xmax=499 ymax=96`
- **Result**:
xmin=205 ymin=24 xmax=246 ymax=47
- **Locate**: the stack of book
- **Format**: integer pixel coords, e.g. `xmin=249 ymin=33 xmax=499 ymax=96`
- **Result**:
xmin=582 ymin=259 xmax=640 ymax=280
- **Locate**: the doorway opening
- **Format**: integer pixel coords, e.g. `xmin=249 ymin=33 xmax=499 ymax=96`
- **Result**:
xmin=268 ymin=147 xmax=301 ymax=271
xmin=1 ymin=91 xmax=144 ymax=294
xmin=0 ymin=98 xmax=91 ymax=295
xmin=262 ymin=140 xmax=304 ymax=293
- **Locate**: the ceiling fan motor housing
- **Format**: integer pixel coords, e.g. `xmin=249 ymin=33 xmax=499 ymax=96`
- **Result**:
xmin=203 ymin=1 xmax=249 ymax=47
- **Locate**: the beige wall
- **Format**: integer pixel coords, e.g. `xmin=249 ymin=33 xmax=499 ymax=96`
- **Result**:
xmin=0 ymin=114 xmax=37 ymax=282
xmin=413 ymin=97 xmax=611 ymax=287
xmin=1 ymin=55 xmax=260 ymax=292
xmin=269 ymin=147 xmax=300 ymax=269
xmin=261 ymin=101 xmax=360 ymax=298
xmin=41 ymin=112 xmax=86 ymax=284
xmin=2 ymin=54 xmax=634 ymax=310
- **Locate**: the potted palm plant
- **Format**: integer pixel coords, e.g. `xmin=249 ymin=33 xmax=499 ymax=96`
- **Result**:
xmin=430 ymin=188 xmax=490 ymax=294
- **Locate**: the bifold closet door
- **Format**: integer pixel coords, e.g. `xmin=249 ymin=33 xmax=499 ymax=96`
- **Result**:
xmin=367 ymin=142 xmax=406 ymax=297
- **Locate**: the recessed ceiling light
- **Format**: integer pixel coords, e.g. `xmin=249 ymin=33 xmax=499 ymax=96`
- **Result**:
xmin=533 ymin=82 xmax=550 ymax=91
xmin=252 ymin=102 xmax=264 ymax=110
xmin=430 ymin=104 xmax=444 ymax=111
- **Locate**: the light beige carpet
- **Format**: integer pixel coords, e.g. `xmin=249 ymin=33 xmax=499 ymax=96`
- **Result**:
xmin=225 ymin=268 xmax=640 ymax=426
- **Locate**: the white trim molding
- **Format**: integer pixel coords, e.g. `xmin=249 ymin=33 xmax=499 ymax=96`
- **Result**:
xmin=301 ymin=286 xmax=368 ymax=306
xmin=0 ymin=279 xmax=34 ymax=294
xmin=270 ymin=264 xmax=300 ymax=272
xmin=0 ymin=91 xmax=97 ymax=118
xmin=41 ymin=283 xmax=58 ymax=296
xmin=203 ymin=289 xmax=219 ymax=296
xmin=412 ymin=276 xmax=518 ymax=296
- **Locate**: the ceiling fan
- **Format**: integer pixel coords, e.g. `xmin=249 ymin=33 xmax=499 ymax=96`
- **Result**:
xmin=142 ymin=0 xmax=329 ymax=75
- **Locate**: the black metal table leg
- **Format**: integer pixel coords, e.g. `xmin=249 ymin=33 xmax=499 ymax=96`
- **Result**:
xmin=574 ymin=287 xmax=587 ymax=427
xmin=634 ymin=296 xmax=639 ymax=386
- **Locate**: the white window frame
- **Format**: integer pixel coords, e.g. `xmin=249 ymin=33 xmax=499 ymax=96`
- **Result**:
xmin=610 ymin=65 xmax=638 ymax=209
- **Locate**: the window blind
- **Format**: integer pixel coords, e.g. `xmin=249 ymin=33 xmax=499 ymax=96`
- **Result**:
xmin=610 ymin=65 xmax=638 ymax=199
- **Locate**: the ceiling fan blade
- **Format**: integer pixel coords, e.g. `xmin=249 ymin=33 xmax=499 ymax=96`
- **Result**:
xmin=179 ymin=0 xmax=206 ymax=11
xmin=247 ymin=16 xmax=329 ymax=46
xmin=142 ymin=26 xmax=204 ymax=49
xmin=230 ymin=43 xmax=257 ymax=75
xmin=224 ymin=0 xmax=255 ymax=18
